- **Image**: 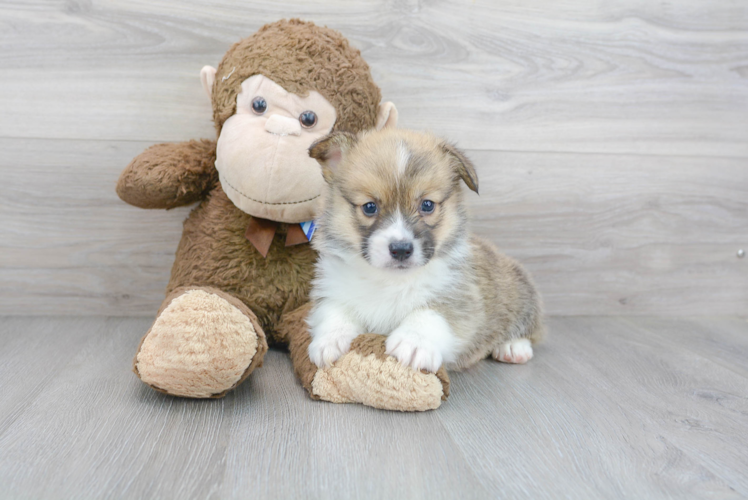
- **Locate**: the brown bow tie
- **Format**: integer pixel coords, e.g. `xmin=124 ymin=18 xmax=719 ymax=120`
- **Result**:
xmin=244 ymin=217 xmax=310 ymax=258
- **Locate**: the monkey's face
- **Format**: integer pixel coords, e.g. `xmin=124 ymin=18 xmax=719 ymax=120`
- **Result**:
xmin=215 ymin=75 xmax=337 ymax=223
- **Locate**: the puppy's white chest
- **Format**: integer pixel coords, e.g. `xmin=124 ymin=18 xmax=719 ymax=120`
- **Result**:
xmin=353 ymin=280 xmax=434 ymax=333
xmin=314 ymin=256 xmax=455 ymax=334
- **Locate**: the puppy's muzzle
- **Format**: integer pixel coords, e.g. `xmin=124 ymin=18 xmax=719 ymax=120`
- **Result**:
xmin=389 ymin=240 xmax=414 ymax=261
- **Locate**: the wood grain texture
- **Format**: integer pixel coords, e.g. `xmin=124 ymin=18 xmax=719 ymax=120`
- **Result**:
xmin=2 ymin=138 xmax=745 ymax=315
xmin=0 ymin=0 xmax=747 ymax=315
xmin=1 ymin=0 xmax=747 ymax=156
xmin=469 ymin=150 xmax=748 ymax=315
xmin=0 ymin=316 xmax=747 ymax=499
xmin=0 ymin=138 xmax=189 ymax=315
xmin=438 ymin=317 xmax=748 ymax=498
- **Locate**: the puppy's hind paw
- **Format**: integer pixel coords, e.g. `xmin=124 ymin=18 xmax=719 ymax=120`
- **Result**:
xmin=493 ymin=338 xmax=533 ymax=364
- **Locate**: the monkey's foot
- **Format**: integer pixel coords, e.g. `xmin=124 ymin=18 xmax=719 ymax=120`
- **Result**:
xmin=310 ymin=334 xmax=450 ymax=411
xmin=134 ymin=287 xmax=267 ymax=398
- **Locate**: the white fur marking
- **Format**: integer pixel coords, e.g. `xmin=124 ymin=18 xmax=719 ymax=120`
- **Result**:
xmin=385 ymin=309 xmax=460 ymax=372
xmin=396 ymin=143 xmax=410 ymax=175
xmin=493 ymin=338 xmax=533 ymax=364
xmin=307 ymin=301 xmax=363 ymax=367
xmin=311 ymin=239 xmax=469 ymax=337
xmin=366 ymin=213 xmax=422 ymax=268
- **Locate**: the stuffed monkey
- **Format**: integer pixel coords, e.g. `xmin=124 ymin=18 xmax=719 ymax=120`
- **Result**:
xmin=117 ymin=20 xmax=449 ymax=411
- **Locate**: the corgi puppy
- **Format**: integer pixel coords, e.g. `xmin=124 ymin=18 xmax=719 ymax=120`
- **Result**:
xmin=306 ymin=128 xmax=545 ymax=373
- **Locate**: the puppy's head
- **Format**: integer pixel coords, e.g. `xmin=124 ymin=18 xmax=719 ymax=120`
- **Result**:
xmin=309 ymin=128 xmax=478 ymax=270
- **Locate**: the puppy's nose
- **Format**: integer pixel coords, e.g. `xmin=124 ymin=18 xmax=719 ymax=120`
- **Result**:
xmin=389 ymin=241 xmax=414 ymax=261
xmin=264 ymin=114 xmax=301 ymax=136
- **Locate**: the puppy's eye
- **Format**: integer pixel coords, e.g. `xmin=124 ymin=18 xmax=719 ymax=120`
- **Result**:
xmin=299 ymin=110 xmax=317 ymax=128
xmin=362 ymin=202 xmax=378 ymax=216
xmin=420 ymin=200 xmax=436 ymax=214
xmin=251 ymin=97 xmax=267 ymax=115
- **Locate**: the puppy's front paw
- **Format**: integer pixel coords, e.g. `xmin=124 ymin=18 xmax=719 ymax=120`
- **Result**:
xmin=493 ymin=338 xmax=533 ymax=364
xmin=386 ymin=334 xmax=443 ymax=373
xmin=308 ymin=327 xmax=359 ymax=368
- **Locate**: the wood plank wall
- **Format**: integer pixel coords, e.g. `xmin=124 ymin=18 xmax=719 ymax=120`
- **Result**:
xmin=1 ymin=0 xmax=746 ymax=316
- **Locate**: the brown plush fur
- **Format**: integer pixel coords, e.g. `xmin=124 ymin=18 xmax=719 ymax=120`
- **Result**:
xmin=212 ymin=19 xmax=380 ymax=135
xmin=118 ymin=20 xmax=447 ymax=409
xmin=166 ymin=185 xmax=317 ymax=343
xmin=275 ymin=302 xmax=320 ymax=397
xmin=117 ymin=139 xmax=218 ymax=210
xmin=119 ymin=19 xmax=382 ymax=345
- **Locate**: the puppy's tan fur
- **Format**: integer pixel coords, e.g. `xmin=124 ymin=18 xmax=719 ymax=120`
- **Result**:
xmin=308 ymin=128 xmax=545 ymax=371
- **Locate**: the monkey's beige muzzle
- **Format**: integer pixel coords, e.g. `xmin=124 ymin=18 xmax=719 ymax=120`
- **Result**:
xmin=264 ymin=115 xmax=302 ymax=136
xmin=213 ymin=74 xmax=337 ymax=223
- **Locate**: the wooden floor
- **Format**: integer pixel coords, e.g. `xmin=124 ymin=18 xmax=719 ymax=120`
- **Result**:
xmin=1 ymin=316 xmax=746 ymax=499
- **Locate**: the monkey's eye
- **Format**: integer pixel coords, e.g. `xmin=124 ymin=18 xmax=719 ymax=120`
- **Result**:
xmin=299 ymin=110 xmax=317 ymax=128
xmin=362 ymin=202 xmax=378 ymax=216
xmin=420 ymin=200 xmax=435 ymax=214
xmin=251 ymin=97 xmax=267 ymax=115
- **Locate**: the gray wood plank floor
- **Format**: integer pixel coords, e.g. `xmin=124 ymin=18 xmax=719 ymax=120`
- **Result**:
xmin=1 ymin=316 xmax=746 ymax=499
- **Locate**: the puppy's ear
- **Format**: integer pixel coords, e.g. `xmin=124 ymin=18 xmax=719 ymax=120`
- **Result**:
xmin=442 ymin=143 xmax=479 ymax=194
xmin=309 ymin=132 xmax=357 ymax=183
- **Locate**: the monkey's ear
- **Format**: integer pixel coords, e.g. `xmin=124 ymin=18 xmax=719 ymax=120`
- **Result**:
xmin=309 ymin=132 xmax=358 ymax=183
xmin=376 ymin=102 xmax=398 ymax=130
xmin=200 ymin=66 xmax=217 ymax=101
xmin=442 ymin=143 xmax=479 ymax=194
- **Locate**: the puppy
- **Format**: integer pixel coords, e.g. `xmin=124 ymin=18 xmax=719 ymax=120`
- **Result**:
xmin=306 ymin=128 xmax=545 ymax=373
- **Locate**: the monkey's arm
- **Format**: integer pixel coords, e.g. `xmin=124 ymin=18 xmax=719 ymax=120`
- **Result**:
xmin=116 ymin=139 xmax=218 ymax=209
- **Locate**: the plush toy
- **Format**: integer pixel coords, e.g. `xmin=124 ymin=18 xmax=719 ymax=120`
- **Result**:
xmin=117 ymin=19 xmax=450 ymax=411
